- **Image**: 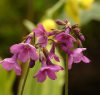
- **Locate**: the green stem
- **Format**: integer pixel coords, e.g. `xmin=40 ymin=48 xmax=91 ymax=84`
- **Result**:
xmin=20 ymin=66 xmax=30 ymax=95
xmin=65 ymin=69 xmax=68 ymax=95
xmin=65 ymin=57 xmax=68 ymax=95
xmin=20 ymin=33 xmax=35 ymax=95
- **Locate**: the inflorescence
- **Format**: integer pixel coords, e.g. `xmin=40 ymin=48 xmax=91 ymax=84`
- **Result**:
xmin=0 ymin=19 xmax=90 ymax=82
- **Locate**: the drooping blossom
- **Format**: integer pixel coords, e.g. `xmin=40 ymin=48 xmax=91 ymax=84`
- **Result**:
xmin=56 ymin=32 xmax=76 ymax=46
xmin=55 ymin=32 xmax=76 ymax=53
xmin=34 ymin=64 xmax=63 ymax=82
xmin=34 ymin=52 xmax=63 ymax=82
xmin=33 ymin=24 xmax=48 ymax=47
xmin=10 ymin=43 xmax=38 ymax=63
xmin=0 ymin=54 xmax=21 ymax=75
xmin=68 ymin=48 xmax=90 ymax=69
xmin=38 ymin=36 xmax=48 ymax=47
xmin=49 ymin=42 xmax=60 ymax=62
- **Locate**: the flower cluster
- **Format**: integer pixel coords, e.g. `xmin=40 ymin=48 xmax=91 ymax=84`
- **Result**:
xmin=0 ymin=19 xmax=90 ymax=82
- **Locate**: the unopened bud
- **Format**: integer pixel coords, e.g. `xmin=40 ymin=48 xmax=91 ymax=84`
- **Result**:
xmin=72 ymin=24 xmax=78 ymax=29
xmin=73 ymin=28 xmax=80 ymax=34
xmin=29 ymin=59 xmax=35 ymax=68
xmin=55 ymin=19 xmax=66 ymax=25
xmin=79 ymin=35 xmax=85 ymax=41
xmin=64 ymin=19 xmax=68 ymax=24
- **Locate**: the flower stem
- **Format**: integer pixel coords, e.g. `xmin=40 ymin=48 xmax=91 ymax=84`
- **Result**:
xmin=65 ymin=57 xmax=68 ymax=95
xmin=20 ymin=66 xmax=30 ymax=95
xmin=65 ymin=69 xmax=68 ymax=95
xmin=20 ymin=33 xmax=35 ymax=95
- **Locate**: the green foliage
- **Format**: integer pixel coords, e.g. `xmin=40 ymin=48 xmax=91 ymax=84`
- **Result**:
xmin=23 ymin=20 xmax=35 ymax=32
xmin=0 ymin=65 xmax=15 ymax=95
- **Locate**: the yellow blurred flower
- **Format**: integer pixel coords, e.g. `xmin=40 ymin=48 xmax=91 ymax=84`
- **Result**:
xmin=65 ymin=0 xmax=94 ymax=24
xmin=65 ymin=0 xmax=80 ymax=24
xmin=42 ymin=19 xmax=56 ymax=32
xmin=78 ymin=0 xmax=94 ymax=10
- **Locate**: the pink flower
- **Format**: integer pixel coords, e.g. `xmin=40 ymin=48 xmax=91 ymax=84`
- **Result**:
xmin=10 ymin=43 xmax=38 ymax=63
xmin=34 ymin=52 xmax=63 ymax=82
xmin=56 ymin=32 xmax=76 ymax=47
xmin=33 ymin=24 xmax=48 ymax=47
xmin=49 ymin=43 xmax=60 ymax=62
xmin=33 ymin=24 xmax=47 ymax=36
xmin=68 ymin=48 xmax=90 ymax=69
xmin=34 ymin=64 xmax=63 ymax=82
xmin=0 ymin=55 xmax=21 ymax=75
xmin=38 ymin=36 xmax=48 ymax=47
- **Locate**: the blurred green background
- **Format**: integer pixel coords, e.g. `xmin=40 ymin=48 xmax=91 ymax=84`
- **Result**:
xmin=0 ymin=0 xmax=100 ymax=95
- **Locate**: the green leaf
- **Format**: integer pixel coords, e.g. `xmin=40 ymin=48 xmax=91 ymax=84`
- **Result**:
xmin=23 ymin=20 xmax=35 ymax=32
xmin=0 ymin=65 xmax=16 ymax=95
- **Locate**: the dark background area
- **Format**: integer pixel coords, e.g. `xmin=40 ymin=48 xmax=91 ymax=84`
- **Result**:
xmin=69 ymin=20 xmax=100 ymax=95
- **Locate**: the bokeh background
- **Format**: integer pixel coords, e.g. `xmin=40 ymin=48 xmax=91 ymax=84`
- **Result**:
xmin=0 ymin=0 xmax=100 ymax=95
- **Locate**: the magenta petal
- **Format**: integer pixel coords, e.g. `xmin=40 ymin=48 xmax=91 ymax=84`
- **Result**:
xmin=61 ymin=45 xmax=68 ymax=53
xmin=49 ymin=43 xmax=60 ymax=62
xmin=73 ymin=54 xmax=82 ymax=63
xmin=34 ymin=71 xmax=46 ymax=82
xmin=14 ymin=64 xmax=21 ymax=75
xmin=56 ymin=32 xmax=76 ymax=42
xmin=49 ymin=54 xmax=60 ymax=62
xmin=29 ymin=46 xmax=39 ymax=61
xmin=38 ymin=24 xmax=46 ymax=32
xmin=65 ymin=27 xmax=70 ymax=34
xmin=49 ymin=65 xmax=64 ymax=71
xmin=82 ymin=56 xmax=90 ymax=63
xmin=33 ymin=24 xmax=46 ymax=37
xmin=73 ymin=48 xmax=86 ymax=55
xmin=18 ymin=49 xmax=29 ymax=63
xmin=55 ymin=33 xmax=64 ymax=41
xmin=67 ymin=34 xmax=76 ymax=42
xmin=33 ymin=29 xmax=41 ymax=37
xmin=10 ymin=44 xmax=23 ymax=54
xmin=38 ymin=36 xmax=48 ymax=47
xmin=47 ymin=69 xmax=57 ymax=80
xmin=2 ymin=58 xmax=13 ymax=70
xmin=0 ymin=57 xmax=21 ymax=75
xmin=54 ymin=55 xmax=60 ymax=62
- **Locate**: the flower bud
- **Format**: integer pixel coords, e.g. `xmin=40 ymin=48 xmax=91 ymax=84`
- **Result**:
xmin=29 ymin=59 xmax=35 ymax=68
xmin=55 ymin=19 xmax=66 ymax=25
xmin=79 ymin=34 xmax=85 ymax=41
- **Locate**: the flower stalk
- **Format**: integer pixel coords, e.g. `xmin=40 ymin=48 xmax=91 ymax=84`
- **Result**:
xmin=20 ymin=66 xmax=30 ymax=95
xmin=20 ymin=33 xmax=35 ymax=95
xmin=65 ymin=58 xmax=68 ymax=95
